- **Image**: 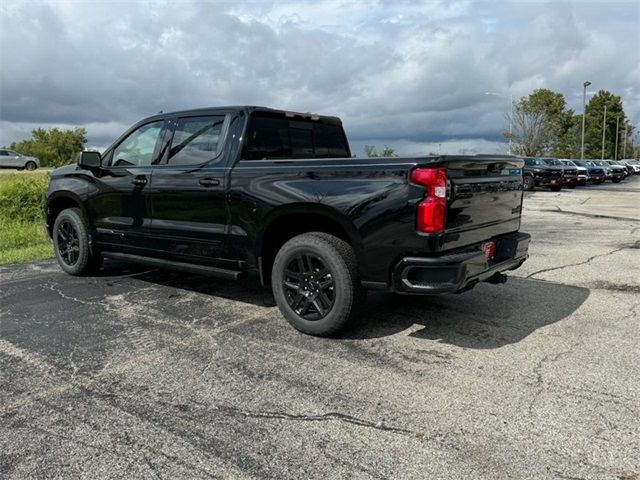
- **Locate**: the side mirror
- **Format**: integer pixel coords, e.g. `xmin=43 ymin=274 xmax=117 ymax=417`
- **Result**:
xmin=77 ymin=151 xmax=102 ymax=169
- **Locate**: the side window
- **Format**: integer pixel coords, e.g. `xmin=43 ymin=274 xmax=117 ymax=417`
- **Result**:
xmin=524 ymin=158 xmax=533 ymax=166
xmin=112 ymin=120 xmax=164 ymax=167
xmin=0 ymin=151 xmax=7 ymax=156
xmin=167 ymin=116 xmax=225 ymax=165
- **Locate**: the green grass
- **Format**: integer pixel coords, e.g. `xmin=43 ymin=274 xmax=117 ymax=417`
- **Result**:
xmin=0 ymin=171 xmax=53 ymax=264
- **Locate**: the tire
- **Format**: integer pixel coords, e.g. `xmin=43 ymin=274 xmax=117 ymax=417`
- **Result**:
xmin=567 ymin=184 xmax=576 ymax=189
xmin=52 ymin=208 xmax=101 ymax=276
xmin=523 ymin=175 xmax=535 ymax=191
xmin=271 ymin=232 xmax=363 ymax=337
xmin=550 ymin=185 xmax=562 ymax=192
xmin=25 ymin=161 xmax=37 ymax=171
xmin=612 ymin=178 xmax=621 ymax=183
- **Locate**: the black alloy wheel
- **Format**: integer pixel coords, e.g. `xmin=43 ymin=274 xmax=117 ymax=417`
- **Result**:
xmin=282 ymin=253 xmax=335 ymax=320
xmin=56 ymin=220 xmax=81 ymax=266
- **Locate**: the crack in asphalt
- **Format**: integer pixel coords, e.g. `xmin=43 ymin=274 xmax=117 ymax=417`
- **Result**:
xmin=528 ymin=344 xmax=579 ymax=417
xmin=214 ymin=404 xmax=421 ymax=438
xmin=525 ymin=245 xmax=631 ymax=279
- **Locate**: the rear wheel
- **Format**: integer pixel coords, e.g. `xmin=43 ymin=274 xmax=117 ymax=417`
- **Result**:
xmin=25 ymin=161 xmax=37 ymax=171
xmin=271 ymin=232 xmax=363 ymax=336
xmin=53 ymin=208 xmax=101 ymax=276
xmin=523 ymin=175 xmax=535 ymax=191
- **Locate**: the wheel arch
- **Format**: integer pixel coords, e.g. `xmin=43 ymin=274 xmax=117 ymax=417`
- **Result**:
xmin=46 ymin=192 xmax=85 ymax=237
xmin=257 ymin=204 xmax=363 ymax=286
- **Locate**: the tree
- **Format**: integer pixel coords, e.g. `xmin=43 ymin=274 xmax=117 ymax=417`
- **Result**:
xmin=363 ymin=145 xmax=397 ymax=157
xmin=582 ymin=90 xmax=625 ymax=160
xmin=11 ymin=127 xmax=88 ymax=167
xmin=505 ymin=89 xmax=574 ymax=157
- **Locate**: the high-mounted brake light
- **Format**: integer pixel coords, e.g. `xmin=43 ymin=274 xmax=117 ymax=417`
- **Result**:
xmin=411 ymin=167 xmax=447 ymax=233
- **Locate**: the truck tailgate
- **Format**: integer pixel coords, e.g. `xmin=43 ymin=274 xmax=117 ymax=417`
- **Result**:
xmin=441 ymin=156 xmax=524 ymax=247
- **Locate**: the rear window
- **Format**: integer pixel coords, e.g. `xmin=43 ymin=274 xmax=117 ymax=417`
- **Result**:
xmin=242 ymin=114 xmax=349 ymax=160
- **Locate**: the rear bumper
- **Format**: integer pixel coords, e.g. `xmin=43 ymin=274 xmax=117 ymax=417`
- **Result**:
xmin=391 ymin=232 xmax=530 ymax=295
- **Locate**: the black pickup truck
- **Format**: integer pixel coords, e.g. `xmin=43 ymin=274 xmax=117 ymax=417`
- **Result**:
xmin=46 ymin=106 xmax=530 ymax=336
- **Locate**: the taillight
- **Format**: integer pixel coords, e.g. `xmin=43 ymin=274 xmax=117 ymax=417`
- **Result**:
xmin=411 ymin=167 xmax=447 ymax=233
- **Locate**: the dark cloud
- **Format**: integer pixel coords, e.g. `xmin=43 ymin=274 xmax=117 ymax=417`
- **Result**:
xmin=1 ymin=0 xmax=638 ymax=154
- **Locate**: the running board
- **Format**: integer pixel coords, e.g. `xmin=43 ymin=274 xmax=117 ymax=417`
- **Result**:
xmin=102 ymin=252 xmax=245 ymax=280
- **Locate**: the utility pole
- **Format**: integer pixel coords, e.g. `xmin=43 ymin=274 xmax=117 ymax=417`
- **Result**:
xmin=581 ymin=81 xmax=591 ymax=160
xmin=601 ymin=104 xmax=607 ymax=160
xmin=614 ymin=115 xmax=620 ymax=160
xmin=622 ymin=126 xmax=627 ymax=158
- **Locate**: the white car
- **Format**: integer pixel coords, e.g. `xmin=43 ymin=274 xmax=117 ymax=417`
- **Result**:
xmin=0 ymin=149 xmax=40 ymax=170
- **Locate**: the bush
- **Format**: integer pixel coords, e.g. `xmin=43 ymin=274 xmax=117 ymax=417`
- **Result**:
xmin=0 ymin=172 xmax=52 ymax=264
xmin=0 ymin=172 xmax=49 ymax=223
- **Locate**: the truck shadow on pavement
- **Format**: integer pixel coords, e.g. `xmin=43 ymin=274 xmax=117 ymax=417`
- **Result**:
xmin=95 ymin=262 xmax=589 ymax=350
xmin=344 ymin=277 xmax=590 ymax=349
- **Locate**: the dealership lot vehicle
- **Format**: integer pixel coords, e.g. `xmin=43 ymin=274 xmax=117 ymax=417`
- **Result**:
xmin=621 ymin=159 xmax=639 ymax=175
xmin=559 ymin=159 xmax=587 ymax=185
xmin=594 ymin=160 xmax=624 ymax=182
xmin=573 ymin=160 xmax=606 ymax=184
xmin=541 ymin=157 xmax=577 ymax=188
xmin=522 ymin=157 xmax=563 ymax=191
xmin=1 ymin=179 xmax=639 ymax=480
xmin=0 ymin=149 xmax=40 ymax=170
xmin=46 ymin=107 xmax=530 ymax=336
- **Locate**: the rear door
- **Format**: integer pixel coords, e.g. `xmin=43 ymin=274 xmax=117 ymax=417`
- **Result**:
xmin=147 ymin=114 xmax=230 ymax=263
xmin=0 ymin=150 xmax=10 ymax=167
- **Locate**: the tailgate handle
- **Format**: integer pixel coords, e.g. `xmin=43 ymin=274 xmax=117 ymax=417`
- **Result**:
xmin=199 ymin=178 xmax=220 ymax=187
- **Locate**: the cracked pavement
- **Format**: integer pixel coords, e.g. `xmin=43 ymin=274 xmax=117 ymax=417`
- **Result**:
xmin=1 ymin=177 xmax=639 ymax=479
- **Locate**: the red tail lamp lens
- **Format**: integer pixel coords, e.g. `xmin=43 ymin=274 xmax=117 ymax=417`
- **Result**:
xmin=411 ymin=167 xmax=447 ymax=233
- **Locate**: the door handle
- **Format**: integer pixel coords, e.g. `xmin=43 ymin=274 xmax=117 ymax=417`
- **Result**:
xmin=199 ymin=178 xmax=220 ymax=187
xmin=132 ymin=176 xmax=148 ymax=186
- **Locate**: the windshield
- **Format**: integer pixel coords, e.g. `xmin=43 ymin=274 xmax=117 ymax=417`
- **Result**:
xmin=594 ymin=161 xmax=607 ymax=166
xmin=542 ymin=158 xmax=562 ymax=166
xmin=560 ymin=160 xmax=576 ymax=166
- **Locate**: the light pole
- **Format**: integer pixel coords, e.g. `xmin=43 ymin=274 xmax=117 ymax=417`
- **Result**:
xmin=581 ymin=81 xmax=591 ymax=160
xmin=485 ymin=91 xmax=513 ymax=155
xmin=614 ymin=115 xmax=620 ymax=160
xmin=601 ymin=104 xmax=607 ymax=160
xmin=622 ymin=125 xmax=627 ymax=158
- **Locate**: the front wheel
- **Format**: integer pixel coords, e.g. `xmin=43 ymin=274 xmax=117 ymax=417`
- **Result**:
xmin=612 ymin=178 xmax=621 ymax=183
xmin=53 ymin=208 xmax=101 ymax=276
xmin=271 ymin=232 xmax=363 ymax=336
xmin=25 ymin=161 xmax=37 ymax=171
xmin=523 ymin=175 xmax=535 ymax=191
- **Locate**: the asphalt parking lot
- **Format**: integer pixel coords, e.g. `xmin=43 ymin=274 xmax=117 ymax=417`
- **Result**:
xmin=1 ymin=177 xmax=639 ymax=479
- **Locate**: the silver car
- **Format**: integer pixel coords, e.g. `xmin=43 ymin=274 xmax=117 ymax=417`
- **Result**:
xmin=0 ymin=149 xmax=40 ymax=170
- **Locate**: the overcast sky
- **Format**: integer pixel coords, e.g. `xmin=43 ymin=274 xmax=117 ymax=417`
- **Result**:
xmin=1 ymin=0 xmax=639 ymax=156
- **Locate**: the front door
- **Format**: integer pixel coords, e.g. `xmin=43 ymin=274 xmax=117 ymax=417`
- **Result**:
xmin=148 ymin=114 xmax=229 ymax=264
xmin=88 ymin=120 xmax=166 ymax=252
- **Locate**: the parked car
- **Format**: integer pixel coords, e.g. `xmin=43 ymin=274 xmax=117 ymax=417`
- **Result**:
xmin=0 ymin=149 xmax=40 ymax=170
xmin=46 ymin=106 xmax=531 ymax=336
xmin=617 ymin=160 xmax=635 ymax=176
xmin=559 ymin=159 xmax=588 ymax=185
xmin=622 ymin=160 xmax=640 ymax=175
xmin=522 ymin=157 xmax=563 ymax=191
xmin=595 ymin=160 xmax=625 ymax=182
xmin=573 ymin=161 xmax=605 ymax=184
xmin=606 ymin=160 xmax=628 ymax=178
xmin=541 ymin=158 xmax=577 ymax=188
